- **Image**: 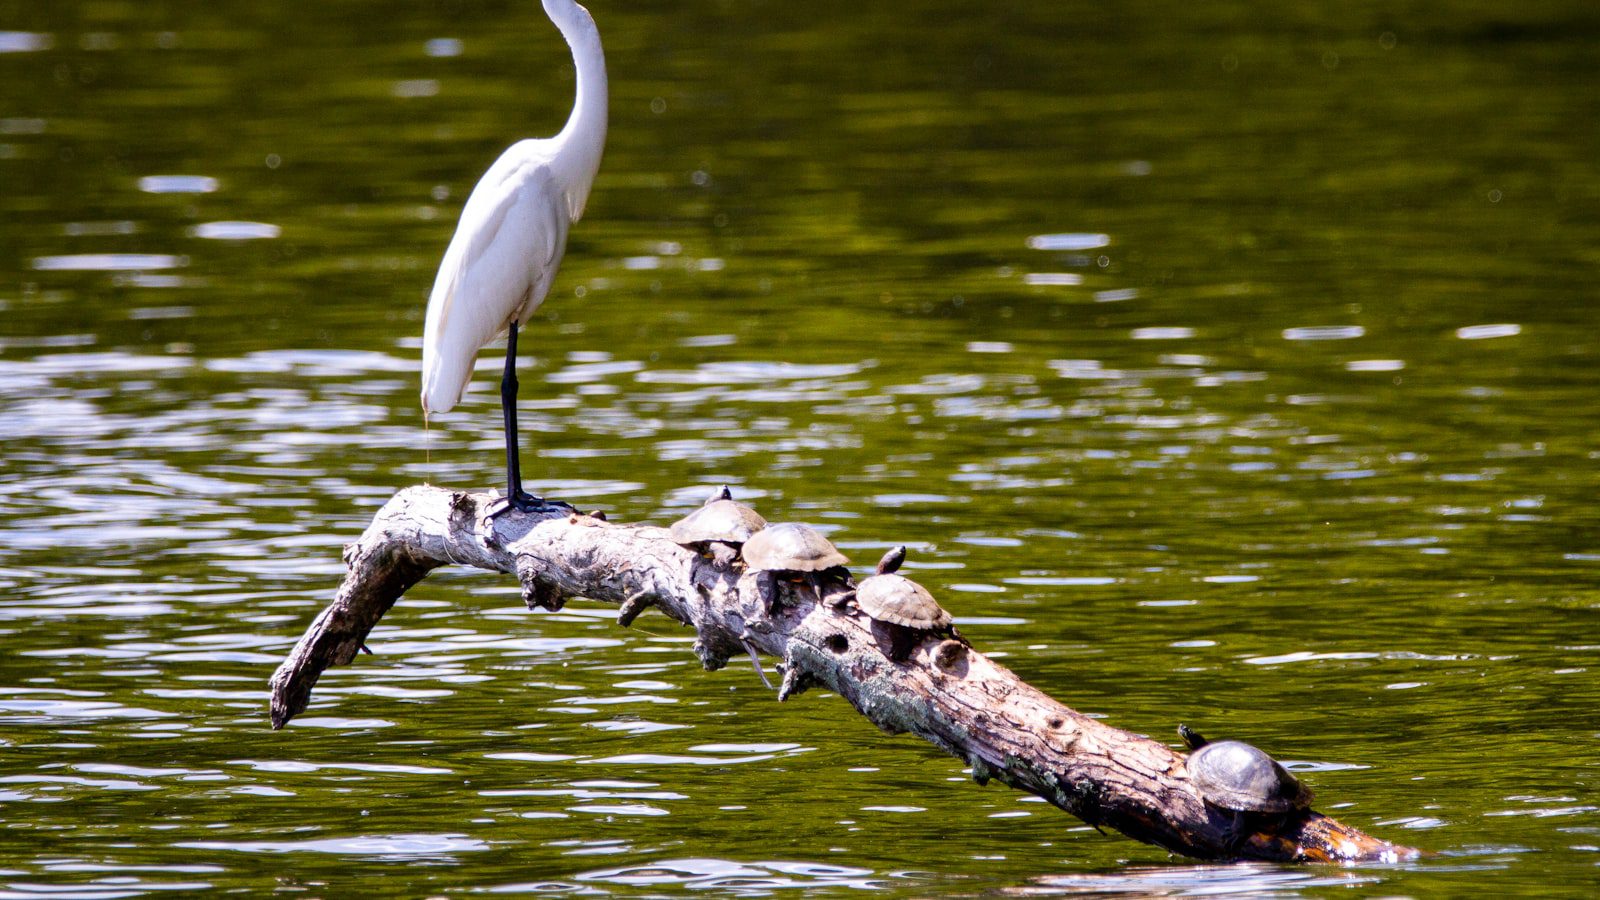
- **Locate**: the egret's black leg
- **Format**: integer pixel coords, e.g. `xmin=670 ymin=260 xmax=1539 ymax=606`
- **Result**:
xmin=488 ymin=321 xmax=571 ymax=519
xmin=499 ymin=321 xmax=532 ymax=510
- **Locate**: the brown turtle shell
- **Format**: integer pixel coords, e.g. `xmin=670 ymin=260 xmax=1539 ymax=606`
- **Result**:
xmin=669 ymin=488 xmax=767 ymax=546
xmin=740 ymin=522 xmax=847 ymax=572
xmin=1186 ymin=739 xmax=1313 ymax=814
xmin=857 ymin=574 xmax=949 ymax=629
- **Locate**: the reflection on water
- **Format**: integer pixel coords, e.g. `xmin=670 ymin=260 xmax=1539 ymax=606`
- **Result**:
xmin=3 ymin=0 xmax=1600 ymax=895
xmin=574 ymin=858 xmax=882 ymax=894
xmin=1019 ymin=862 xmax=1382 ymax=896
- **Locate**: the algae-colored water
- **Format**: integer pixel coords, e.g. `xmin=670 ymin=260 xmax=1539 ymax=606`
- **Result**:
xmin=2 ymin=0 xmax=1599 ymax=895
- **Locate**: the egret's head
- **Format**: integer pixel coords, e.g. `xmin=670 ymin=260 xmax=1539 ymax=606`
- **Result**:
xmin=543 ymin=0 xmax=596 ymax=33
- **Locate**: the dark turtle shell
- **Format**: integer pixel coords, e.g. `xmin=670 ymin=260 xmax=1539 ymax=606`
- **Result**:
xmin=856 ymin=546 xmax=950 ymax=630
xmin=1186 ymin=739 xmax=1313 ymax=814
xmin=669 ymin=486 xmax=767 ymax=546
xmin=740 ymin=522 xmax=848 ymax=572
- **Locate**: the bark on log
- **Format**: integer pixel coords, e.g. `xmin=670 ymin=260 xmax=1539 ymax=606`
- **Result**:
xmin=269 ymin=485 xmax=1421 ymax=864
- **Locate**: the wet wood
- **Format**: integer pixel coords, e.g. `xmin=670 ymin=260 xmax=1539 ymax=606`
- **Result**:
xmin=269 ymin=484 xmax=1420 ymax=864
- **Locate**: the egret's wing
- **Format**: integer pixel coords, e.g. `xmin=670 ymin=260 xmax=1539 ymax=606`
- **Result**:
xmin=421 ymin=151 xmax=569 ymax=413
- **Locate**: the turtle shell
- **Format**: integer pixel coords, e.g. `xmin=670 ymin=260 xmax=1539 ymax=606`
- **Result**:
xmin=1186 ymin=739 xmax=1313 ymax=813
xmin=740 ymin=522 xmax=847 ymax=572
xmin=857 ymin=573 xmax=950 ymax=629
xmin=669 ymin=498 xmax=767 ymax=546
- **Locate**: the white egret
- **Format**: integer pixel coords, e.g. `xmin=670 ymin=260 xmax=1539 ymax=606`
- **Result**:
xmin=420 ymin=0 xmax=607 ymax=515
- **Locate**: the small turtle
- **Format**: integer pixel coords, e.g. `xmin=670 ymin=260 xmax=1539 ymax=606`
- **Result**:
xmin=855 ymin=546 xmax=959 ymax=661
xmin=669 ymin=486 xmax=767 ymax=566
xmin=1179 ymin=724 xmax=1313 ymax=849
xmin=740 ymin=521 xmax=849 ymax=613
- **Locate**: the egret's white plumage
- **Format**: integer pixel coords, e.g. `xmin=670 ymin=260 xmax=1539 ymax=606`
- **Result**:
xmin=420 ymin=0 xmax=607 ymax=415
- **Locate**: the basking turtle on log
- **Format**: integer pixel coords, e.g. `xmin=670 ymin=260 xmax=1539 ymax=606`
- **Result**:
xmin=739 ymin=521 xmax=850 ymax=614
xmin=1179 ymin=724 xmax=1315 ymax=851
xmin=852 ymin=546 xmax=964 ymax=662
xmin=667 ymin=485 xmax=767 ymax=567
xmin=267 ymin=484 xmax=1420 ymax=865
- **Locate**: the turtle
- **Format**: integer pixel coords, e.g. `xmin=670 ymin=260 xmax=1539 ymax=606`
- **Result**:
xmin=854 ymin=546 xmax=960 ymax=661
xmin=1179 ymin=724 xmax=1313 ymax=849
xmin=739 ymin=521 xmax=849 ymax=613
xmin=668 ymin=485 xmax=767 ymax=566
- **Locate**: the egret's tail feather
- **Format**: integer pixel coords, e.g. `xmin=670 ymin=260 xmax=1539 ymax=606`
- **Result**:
xmin=420 ymin=347 xmax=473 ymax=414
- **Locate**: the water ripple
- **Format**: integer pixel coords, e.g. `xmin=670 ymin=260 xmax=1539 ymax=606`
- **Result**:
xmin=1131 ymin=326 xmax=1195 ymax=340
xmin=575 ymin=857 xmax=880 ymax=892
xmin=176 ymin=833 xmax=488 ymax=857
xmin=1029 ymin=863 xmax=1380 ymax=895
xmin=636 ymin=361 xmax=865 ymax=385
xmin=1457 ymin=323 xmax=1522 ymax=340
xmin=137 ymin=175 xmax=219 ymax=194
xmin=1027 ymin=233 xmax=1111 ymax=251
xmin=31 ymin=254 xmax=186 ymax=271
xmin=1283 ymin=325 xmax=1365 ymax=341
xmin=0 ymin=31 xmax=54 ymax=53
xmin=189 ymin=221 xmax=281 ymax=240
xmin=424 ymin=37 xmax=463 ymax=57
xmin=0 ymin=697 xmax=172 ymax=721
xmin=1023 ymin=273 xmax=1083 ymax=286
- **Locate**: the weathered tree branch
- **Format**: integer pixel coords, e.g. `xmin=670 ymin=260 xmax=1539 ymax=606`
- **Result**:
xmin=269 ymin=485 xmax=1420 ymax=864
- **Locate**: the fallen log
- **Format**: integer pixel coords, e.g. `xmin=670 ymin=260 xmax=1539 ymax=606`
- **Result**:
xmin=268 ymin=484 xmax=1420 ymax=864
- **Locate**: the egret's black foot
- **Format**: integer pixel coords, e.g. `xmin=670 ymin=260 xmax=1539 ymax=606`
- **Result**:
xmin=486 ymin=490 xmax=575 ymax=519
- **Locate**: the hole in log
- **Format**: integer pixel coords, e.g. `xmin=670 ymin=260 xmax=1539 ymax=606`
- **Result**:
xmin=825 ymin=634 xmax=848 ymax=654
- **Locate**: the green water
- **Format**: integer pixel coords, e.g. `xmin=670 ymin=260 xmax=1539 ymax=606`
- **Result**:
xmin=3 ymin=0 xmax=1599 ymax=894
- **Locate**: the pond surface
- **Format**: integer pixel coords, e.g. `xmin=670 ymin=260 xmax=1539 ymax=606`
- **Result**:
xmin=3 ymin=0 xmax=1600 ymax=895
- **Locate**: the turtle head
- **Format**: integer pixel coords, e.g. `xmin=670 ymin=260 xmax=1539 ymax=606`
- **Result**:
xmin=706 ymin=485 xmax=733 ymax=505
xmin=1177 ymin=723 xmax=1209 ymax=750
xmin=877 ymin=545 xmax=907 ymax=575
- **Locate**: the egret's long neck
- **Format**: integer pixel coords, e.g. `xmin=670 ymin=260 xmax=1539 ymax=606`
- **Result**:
xmin=548 ymin=0 xmax=607 ymax=221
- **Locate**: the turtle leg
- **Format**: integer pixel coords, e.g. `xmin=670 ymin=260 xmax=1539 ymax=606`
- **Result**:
xmin=764 ymin=571 xmax=781 ymax=615
xmin=1223 ymin=811 xmax=1250 ymax=857
xmin=709 ymin=542 xmax=739 ymax=568
xmin=888 ymin=625 xmax=914 ymax=662
xmin=807 ymin=573 xmax=827 ymax=605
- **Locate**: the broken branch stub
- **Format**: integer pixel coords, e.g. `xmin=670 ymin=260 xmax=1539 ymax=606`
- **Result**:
xmin=268 ymin=484 xmax=1419 ymax=864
